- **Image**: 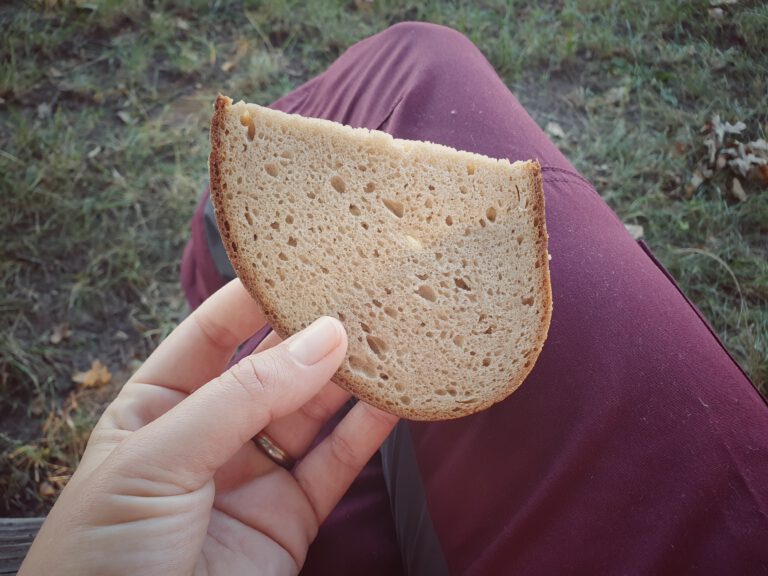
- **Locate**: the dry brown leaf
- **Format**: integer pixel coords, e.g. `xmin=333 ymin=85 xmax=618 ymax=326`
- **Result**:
xmin=731 ymin=177 xmax=747 ymax=202
xmin=50 ymin=322 xmax=72 ymax=344
xmin=72 ymin=360 xmax=112 ymax=389
xmin=221 ymin=38 xmax=250 ymax=73
xmin=38 ymin=481 xmax=56 ymax=499
xmin=354 ymin=0 xmax=374 ymax=12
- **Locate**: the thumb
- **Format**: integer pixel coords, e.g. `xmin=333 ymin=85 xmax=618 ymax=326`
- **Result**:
xmin=116 ymin=316 xmax=347 ymax=487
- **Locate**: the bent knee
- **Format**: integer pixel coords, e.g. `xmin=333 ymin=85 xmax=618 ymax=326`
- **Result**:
xmin=376 ymin=21 xmax=477 ymax=66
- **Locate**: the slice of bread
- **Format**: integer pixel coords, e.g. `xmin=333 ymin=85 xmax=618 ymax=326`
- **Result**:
xmin=210 ymin=95 xmax=552 ymax=420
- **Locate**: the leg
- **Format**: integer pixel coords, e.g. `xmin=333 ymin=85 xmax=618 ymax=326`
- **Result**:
xmin=277 ymin=22 xmax=768 ymax=574
xmin=182 ymin=22 xmax=768 ymax=574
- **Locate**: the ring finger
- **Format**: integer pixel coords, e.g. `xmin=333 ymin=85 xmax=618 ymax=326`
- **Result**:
xmin=249 ymin=330 xmax=352 ymax=463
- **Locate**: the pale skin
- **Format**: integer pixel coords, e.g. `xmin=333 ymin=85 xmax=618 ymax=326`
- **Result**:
xmin=20 ymin=279 xmax=398 ymax=575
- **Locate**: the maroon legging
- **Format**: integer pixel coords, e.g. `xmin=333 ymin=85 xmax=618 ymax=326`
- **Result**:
xmin=181 ymin=22 xmax=768 ymax=575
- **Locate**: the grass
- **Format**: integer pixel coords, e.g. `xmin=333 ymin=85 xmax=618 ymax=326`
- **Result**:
xmin=1 ymin=0 xmax=766 ymax=515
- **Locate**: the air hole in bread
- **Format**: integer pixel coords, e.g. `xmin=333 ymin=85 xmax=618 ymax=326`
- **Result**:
xmin=428 ymin=184 xmax=435 ymax=191
xmin=265 ymin=278 xmax=275 ymax=287
xmin=330 ymin=175 xmax=346 ymax=193
xmin=521 ymin=296 xmax=534 ymax=306
xmin=361 ymin=222 xmax=369 ymax=230
xmin=384 ymin=306 xmax=398 ymax=319
xmin=435 ymin=252 xmax=443 ymax=261
xmin=454 ymin=277 xmax=471 ymax=291
xmin=280 ymin=150 xmax=293 ymax=159
xmin=380 ymin=373 xmax=389 ymax=380
xmin=240 ymin=113 xmax=255 ymax=141
xmin=360 ymin=322 xmax=371 ymax=334
xmin=453 ymin=335 xmax=465 ymax=347
xmin=278 ymin=252 xmax=288 ymax=261
xmin=417 ymin=285 xmax=437 ymax=302
xmin=337 ymin=311 xmax=346 ymax=322
xmin=400 ymin=395 xmax=412 ymax=405
xmin=265 ymin=163 xmax=279 ymax=177
xmin=416 ymin=273 xmax=428 ymax=281
xmin=479 ymin=219 xmax=486 ymax=228
xmin=467 ymin=164 xmax=475 ymax=175
xmin=244 ymin=212 xmax=253 ymax=226
xmin=366 ymin=335 xmax=388 ymax=359
xmin=382 ymin=198 xmax=404 ymax=218
xmin=364 ymin=182 xmax=376 ymax=193
xmin=486 ymin=207 xmax=497 ymax=222
xmin=516 ymin=235 xmax=524 ymax=245
xmin=287 ymin=236 xmax=297 ymax=247
xmin=349 ymin=204 xmax=361 ymax=216
xmin=482 ymin=357 xmax=491 ymax=367
xmin=270 ymin=221 xmax=280 ymax=230
xmin=285 ymin=214 xmax=294 ymax=224
xmin=445 ymin=216 xmax=453 ymax=226
xmin=447 ymin=387 xmax=457 ymax=397
xmin=349 ymin=355 xmax=377 ymax=378
xmin=307 ymin=191 xmax=316 ymax=199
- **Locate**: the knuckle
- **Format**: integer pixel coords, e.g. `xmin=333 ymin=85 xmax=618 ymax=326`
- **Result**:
xmin=300 ymin=394 xmax=335 ymax=423
xmin=329 ymin=429 xmax=361 ymax=471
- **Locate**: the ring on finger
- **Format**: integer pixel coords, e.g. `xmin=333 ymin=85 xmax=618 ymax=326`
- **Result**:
xmin=252 ymin=431 xmax=296 ymax=469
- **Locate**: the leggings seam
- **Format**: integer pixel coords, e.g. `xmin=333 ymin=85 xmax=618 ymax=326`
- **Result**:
xmin=542 ymin=176 xmax=598 ymax=194
xmin=541 ymin=166 xmax=593 ymax=188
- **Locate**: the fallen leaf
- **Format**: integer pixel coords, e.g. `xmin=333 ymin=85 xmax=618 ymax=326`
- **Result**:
xmin=50 ymin=323 xmax=72 ymax=344
xmin=116 ymin=110 xmax=134 ymax=125
xmin=221 ymin=38 xmax=250 ymax=73
xmin=716 ymin=154 xmax=727 ymax=170
xmin=756 ymin=165 xmax=768 ymax=186
xmin=731 ymin=177 xmax=747 ymax=202
xmin=354 ymin=0 xmax=374 ymax=12
xmin=37 ymin=103 xmax=52 ymax=119
xmin=87 ymin=145 xmax=102 ymax=159
xmin=624 ymin=223 xmax=644 ymax=240
xmin=604 ymin=86 xmax=628 ymax=106
xmin=72 ymin=360 xmax=112 ymax=389
xmin=685 ymin=169 xmax=706 ymax=197
xmin=39 ymin=481 xmax=56 ymax=499
xmin=545 ymin=121 xmax=566 ymax=139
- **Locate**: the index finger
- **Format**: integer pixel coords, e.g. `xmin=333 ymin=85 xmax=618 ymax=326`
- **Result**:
xmin=131 ymin=279 xmax=268 ymax=393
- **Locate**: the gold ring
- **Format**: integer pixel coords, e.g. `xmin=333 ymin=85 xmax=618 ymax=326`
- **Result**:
xmin=252 ymin=431 xmax=295 ymax=469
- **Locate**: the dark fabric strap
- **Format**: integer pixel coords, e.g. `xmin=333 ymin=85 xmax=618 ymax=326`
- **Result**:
xmin=380 ymin=422 xmax=448 ymax=576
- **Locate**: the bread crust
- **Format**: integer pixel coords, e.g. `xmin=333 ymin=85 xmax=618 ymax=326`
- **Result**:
xmin=209 ymin=95 xmax=552 ymax=420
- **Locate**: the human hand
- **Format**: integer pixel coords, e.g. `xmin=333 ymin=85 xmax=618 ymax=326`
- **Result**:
xmin=20 ymin=279 xmax=398 ymax=576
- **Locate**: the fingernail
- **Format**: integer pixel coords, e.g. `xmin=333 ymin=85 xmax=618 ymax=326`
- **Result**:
xmin=287 ymin=317 xmax=343 ymax=366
